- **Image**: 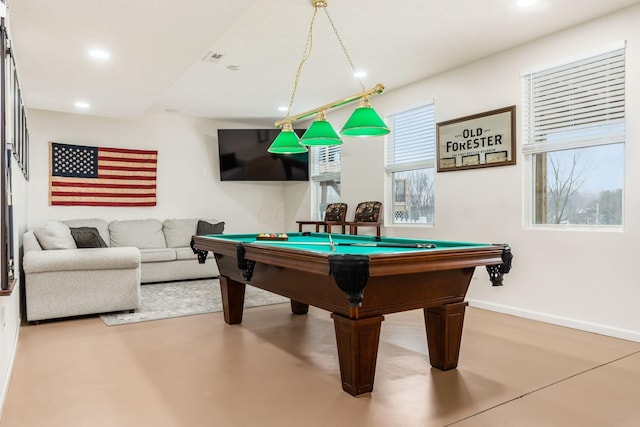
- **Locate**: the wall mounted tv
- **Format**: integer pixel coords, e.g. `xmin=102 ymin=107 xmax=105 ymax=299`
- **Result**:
xmin=217 ymin=129 xmax=309 ymax=181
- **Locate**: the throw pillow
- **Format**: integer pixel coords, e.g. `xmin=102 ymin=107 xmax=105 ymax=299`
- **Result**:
xmin=191 ymin=220 xmax=225 ymax=254
xmin=33 ymin=221 xmax=77 ymax=250
xmin=69 ymin=227 xmax=108 ymax=248
xmin=196 ymin=220 xmax=225 ymax=235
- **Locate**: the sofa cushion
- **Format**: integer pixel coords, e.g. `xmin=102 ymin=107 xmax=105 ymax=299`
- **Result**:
xmin=70 ymin=227 xmax=108 ymax=248
xmin=163 ymin=218 xmax=221 ymax=248
xmin=109 ymin=219 xmax=167 ymax=249
xmin=23 ymin=247 xmax=140 ymax=273
xmin=139 ymin=248 xmax=176 ymax=263
xmin=63 ymin=219 xmax=110 ymax=247
xmin=163 ymin=218 xmax=198 ymax=248
xmin=175 ymin=246 xmax=199 ymax=261
xmin=23 ymin=231 xmax=44 ymax=252
xmin=196 ymin=220 xmax=225 ymax=235
xmin=33 ymin=221 xmax=77 ymax=250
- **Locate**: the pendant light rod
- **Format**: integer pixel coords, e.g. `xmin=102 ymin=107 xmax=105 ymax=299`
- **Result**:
xmin=274 ymin=83 xmax=385 ymax=128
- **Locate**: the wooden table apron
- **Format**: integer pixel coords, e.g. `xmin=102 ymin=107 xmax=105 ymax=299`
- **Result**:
xmin=192 ymin=235 xmax=505 ymax=396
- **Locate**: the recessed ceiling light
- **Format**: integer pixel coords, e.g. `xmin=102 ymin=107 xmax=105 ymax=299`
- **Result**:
xmin=516 ymin=0 xmax=538 ymax=8
xmin=88 ymin=49 xmax=110 ymax=60
xmin=353 ymin=70 xmax=367 ymax=79
xmin=74 ymin=101 xmax=90 ymax=109
xmin=278 ymin=106 xmax=288 ymax=112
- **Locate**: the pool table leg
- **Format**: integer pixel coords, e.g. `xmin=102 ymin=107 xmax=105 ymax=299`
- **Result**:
xmin=219 ymin=276 xmax=246 ymax=325
xmin=331 ymin=313 xmax=384 ymax=396
xmin=424 ymin=301 xmax=468 ymax=370
xmin=290 ymin=300 xmax=309 ymax=314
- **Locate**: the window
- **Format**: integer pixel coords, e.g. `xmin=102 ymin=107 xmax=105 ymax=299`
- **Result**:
xmin=522 ymin=46 xmax=625 ymax=226
xmin=385 ymin=103 xmax=436 ymax=224
xmin=310 ymin=145 xmax=341 ymax=220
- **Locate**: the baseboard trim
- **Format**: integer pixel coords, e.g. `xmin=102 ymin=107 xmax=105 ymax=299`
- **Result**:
xmin=467 ymin=299 xmax=640 ymax=343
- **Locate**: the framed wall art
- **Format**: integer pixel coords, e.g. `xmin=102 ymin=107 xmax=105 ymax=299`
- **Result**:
xmin=436 ymin=105 xmax=516 ymax=172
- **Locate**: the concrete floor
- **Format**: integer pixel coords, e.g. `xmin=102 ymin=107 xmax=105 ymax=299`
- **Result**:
xmin=1 ymin=304 xmax=639 ymax=427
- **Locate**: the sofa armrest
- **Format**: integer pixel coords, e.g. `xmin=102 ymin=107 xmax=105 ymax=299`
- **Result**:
xmin=23 ymin=247 xmax=141 ymax=274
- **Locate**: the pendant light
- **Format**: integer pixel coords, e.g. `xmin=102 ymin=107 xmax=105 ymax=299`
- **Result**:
xmin=341 ymin=97 xmax=390 ymax=137
xmin=268 ymin=0 xmax=388 ymax=154
xmin=267 ymin=123 xmax=307 ymax=154
xmin=300 ymin=111 xmax=342 ymax=146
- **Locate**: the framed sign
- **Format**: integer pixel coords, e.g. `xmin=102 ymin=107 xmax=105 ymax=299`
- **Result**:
xmin=436 ymin=105 xmax=516 ymax=172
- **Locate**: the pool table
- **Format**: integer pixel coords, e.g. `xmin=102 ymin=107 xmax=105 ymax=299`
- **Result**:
xmin=191 ymin=232 xmax=512 ymax=396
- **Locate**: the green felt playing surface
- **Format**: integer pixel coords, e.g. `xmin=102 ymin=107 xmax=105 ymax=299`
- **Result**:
xmin=201 ymin=232 xmax=492 ymax=255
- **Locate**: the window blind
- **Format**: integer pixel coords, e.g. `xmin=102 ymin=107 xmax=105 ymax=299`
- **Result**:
xmin=522 ymin=48 xmax=625 ymax=155
xmin=310 ymin=145 xmax=341 ymax=179
xmin=385 ymin=103 xmax=435 ymax=171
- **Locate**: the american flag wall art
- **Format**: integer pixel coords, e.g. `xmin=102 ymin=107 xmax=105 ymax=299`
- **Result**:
xmin=49 ymin=142 xmax=158 ymax=207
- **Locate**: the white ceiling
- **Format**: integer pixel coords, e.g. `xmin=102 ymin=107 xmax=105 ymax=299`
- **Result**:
xmin=8 ymin=0 xmax=640 ymax=122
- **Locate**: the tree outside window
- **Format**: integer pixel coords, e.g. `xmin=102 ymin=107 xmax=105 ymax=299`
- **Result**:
xmin=523 ymin=47 xmax=625 ymax=227
xmin=386 ymin=103 xmax=436 ymax=225
xmin=534 ymin=145 xmax=623 ymax=225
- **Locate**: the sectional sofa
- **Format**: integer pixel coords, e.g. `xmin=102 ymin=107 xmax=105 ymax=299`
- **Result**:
xmin=22 ymin=218 xmax=222 ymax=322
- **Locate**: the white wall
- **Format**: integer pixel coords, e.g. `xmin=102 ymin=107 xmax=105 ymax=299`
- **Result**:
xmin=25 ymin=110 xmax=295 ymax=233
xmin=0 ymin=157 xmax=27 ymax=416
xmin=285 ymin=5 xmax=640 ymax=341
xmin=0 ymin=285 xmax=19 ymax=417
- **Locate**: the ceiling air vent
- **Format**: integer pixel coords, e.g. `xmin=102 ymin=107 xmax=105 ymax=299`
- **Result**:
xmin=202 ymin=52 xmax=224 ymax=63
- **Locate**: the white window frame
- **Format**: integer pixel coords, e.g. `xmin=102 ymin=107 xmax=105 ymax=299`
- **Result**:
xmin=310 ymin=145 xmax=341 ymax=220
xmin=384 ymin=101 xmax=436 ymax=227
xmin=521 ymin=42 xmax=626 ymax=230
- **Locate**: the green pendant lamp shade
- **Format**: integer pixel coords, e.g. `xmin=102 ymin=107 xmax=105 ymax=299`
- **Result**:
xmin=300 ymin=111 xmax=343 ymax=146
xmin=267 ymin=122 xmax=308 ymax=154
xmin=341 ymin=97 xmax=390 ymax=137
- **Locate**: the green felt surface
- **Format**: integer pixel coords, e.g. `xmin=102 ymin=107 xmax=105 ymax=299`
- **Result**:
xmin=201 ymin=232 xmax=492 ymax=255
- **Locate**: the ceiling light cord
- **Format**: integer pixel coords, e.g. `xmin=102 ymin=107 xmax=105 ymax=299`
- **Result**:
xmin=322 ymin=7 xmax=365 ymax=93
xmin=285 ymin=6 xmax=319 ymax=120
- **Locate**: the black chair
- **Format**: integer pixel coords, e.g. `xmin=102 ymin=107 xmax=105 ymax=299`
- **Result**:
xmin=297 ymin=203 xmax=348 ymax=234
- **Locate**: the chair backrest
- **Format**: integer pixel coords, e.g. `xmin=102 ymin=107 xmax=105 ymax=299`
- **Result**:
xmin=324 ymin=203 xmax=348 ymax=222
xmin=353 ymin=201 xmax=382 ymax=222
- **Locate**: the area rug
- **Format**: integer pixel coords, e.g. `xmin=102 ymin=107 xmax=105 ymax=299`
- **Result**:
xmin=100 ymin=278 xmax=289 ymax=326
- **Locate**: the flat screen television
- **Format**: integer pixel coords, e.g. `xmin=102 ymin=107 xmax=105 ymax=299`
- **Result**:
xmin=217 ymin=129 xmax=309 ymax=181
